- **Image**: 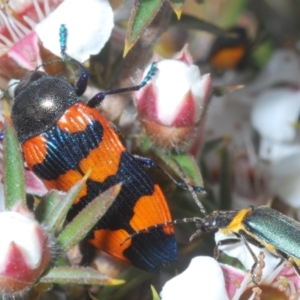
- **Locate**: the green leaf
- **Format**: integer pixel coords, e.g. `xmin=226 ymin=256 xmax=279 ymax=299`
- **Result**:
xmin=40 ymin=266 xmax=125 ymax=286
xmin=138 ymin=134 xmax=152 ymax=152
xmin=29 ymin=283 xmax=53 ymax=300
xmin=217 ymin=0 xmax=249 ymax=28
xmin=57 ymin=184 xmax=121 ymax=253
xmin=151 ymin=285 xmax=161 ymax=300
xmin=35 ymin=190 xmax=65 ymax=223
xmin=3 ymin=117 xmax=26 ymax=209
xmin=252 ymin=40 xmax=274 ymax=69
xmin=99 ymin=268 xmax=153 ymax=299
xmin=154 ymin=149 xmax=205 ymax=189
xmin=124 ymin=0 xmax=162 ymax=56
xmin=168 ymin=0 xmax=185 ymax=19
xmin=39 ymin=171 xmax=91 ymax=233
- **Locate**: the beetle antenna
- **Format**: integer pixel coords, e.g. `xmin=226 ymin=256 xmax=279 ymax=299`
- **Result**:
xmin=170 ymin=158 xmax=207 ymax=215
xmin=120 ymin=217 xmax=201 ymax=246
xmin=35 ymin=24 xmax=68 ymax=70
xmin=59 ymin=24 xmax=67 ymax=56
xmin=58 ymin=24 xmax=86 ymax=71
xmin=35 ymin=24 xmax=80 ymax=71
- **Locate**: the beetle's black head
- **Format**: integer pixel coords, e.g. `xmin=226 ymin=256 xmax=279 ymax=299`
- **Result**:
xmin=11 ymin=70 xmax=79 ymax=143
xmin=194 ymin=210 xmax=241 ymax=232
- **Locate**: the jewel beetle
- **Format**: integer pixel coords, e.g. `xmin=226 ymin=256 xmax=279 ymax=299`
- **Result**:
xmin=8 ymin=25 xmax=206 ymax=273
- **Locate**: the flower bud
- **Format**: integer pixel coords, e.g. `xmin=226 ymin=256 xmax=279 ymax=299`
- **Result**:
xmin=0 ymin=205 xmax=51 ymax=297
xmin=135 ymin=46 xmax=211 ymax=150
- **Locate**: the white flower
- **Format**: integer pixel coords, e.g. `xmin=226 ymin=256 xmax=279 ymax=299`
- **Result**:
xmin=161 ymin=237 xmax=300 ymax=300
xmin=249 ymin=49 xmax=300 ymax=93
xmin=251 ymin=88 xmax=300 ymax=162
xmin=270 ymin=152 xmax=300 ymax=208
xmin=160 ymin=256 xmax=229 ymax=300
xmin=215 ymin=231 xmax=281 ymax=282
xmin=35 ymin=0 xmax=113 ymax=62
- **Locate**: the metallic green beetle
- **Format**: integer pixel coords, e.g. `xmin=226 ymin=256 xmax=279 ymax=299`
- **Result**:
xmin=191 ymin=205 xmax=300 ymax=283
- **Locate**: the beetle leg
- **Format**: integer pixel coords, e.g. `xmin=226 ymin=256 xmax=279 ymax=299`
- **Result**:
xmin=133 ymin=155 xmax=207 ymax=195
xmin=239 ymin=234 xmax=261 ymax=285
xmin=275 ymin=249 xmax=300 ymax=277
xmin=134 ymin=154 xmax=208 ymax=215
xmin=214 ymin=238 xmax=241 ymax=259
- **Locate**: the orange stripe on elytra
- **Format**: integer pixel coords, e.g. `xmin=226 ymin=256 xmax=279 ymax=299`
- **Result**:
xmin=130 ymin=184 xmax=174 ymax=236
xmin=89 ymin=228 xmax=132 ymax=264
xmin=210 ymin=45 xmax=246 ymax=69
xmin=79 ymin=123 xmax=124 ymax=182
xmin=57 ymin=102 xmax=125 ymax=182
xmin=43 ymin=169 xmax=89 ymax=203
xmin=89 ymin=185 xmax=175 ymax=264
xmin=22 ymin=121 xmax=88 ymax=202
xmin=24 ymin=102 xmax=127 ymax=203
xmin=79 ymin=103 xmax=126 ymax=181
xmin=22 ymin=135 xmax=48 ymax=167
xmin=56 ymin=104 xmax=91 ymax=132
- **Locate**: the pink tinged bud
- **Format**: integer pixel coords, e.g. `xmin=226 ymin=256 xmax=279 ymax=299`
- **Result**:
xmin=0 ymin=208 xmax=51 ymax=297
xmin=135 ymin=59 xmax=211 ymax=149
xmin=172 ymin=44 xmax=194 ymax=65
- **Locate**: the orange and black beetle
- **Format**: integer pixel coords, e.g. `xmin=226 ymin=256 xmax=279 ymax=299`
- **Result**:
xmin=9 ymin=26 xmax=180 ymax=273
xmin=207 ymin=27 xmax=248 ymax=70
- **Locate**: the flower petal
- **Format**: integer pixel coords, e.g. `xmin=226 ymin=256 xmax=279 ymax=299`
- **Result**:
xmin=251 ymin=88 xmax=300 ymax=143
xmin=257 ymin=138 xmax=300 ymax=162
xmin=250 ymin=50 xmax=300 ymax=92
xmin=25 ymin=170 xmax=48 ymax=196
xmin=0 ymin=211 xmax=43 ymax=270
xmin=8 ymin=32 xmax=41 ymax=70
xmin=160 ymin=256 xmax=229 ymax=300
xmin=35 ymin=0 xmax=114 ymax=62
xmin=0 ymin=207 xmax=51 ymax=296
xmin=270 ymin=151 xmax=300 ymax=208
xmin=154 ymin=60 xmax=197 ymax=125
xmin=220 ymin=263 xmax=245 ymax=299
